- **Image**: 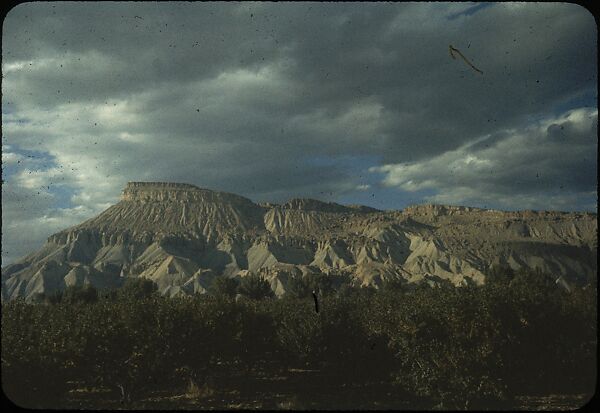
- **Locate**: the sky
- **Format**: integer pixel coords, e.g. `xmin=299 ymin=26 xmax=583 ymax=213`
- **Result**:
xmin=1 ymin=2 xmax=597 ymax=264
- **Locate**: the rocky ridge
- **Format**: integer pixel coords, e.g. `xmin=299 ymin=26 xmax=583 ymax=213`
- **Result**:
xmin=2 ymin=182 xmax=597 ymax=301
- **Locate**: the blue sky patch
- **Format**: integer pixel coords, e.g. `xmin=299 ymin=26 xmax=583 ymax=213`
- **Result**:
xmin=552 ymin=89 xmax=598 ymax=116
xmin=447 ymin=3 xmax=493 ymax=20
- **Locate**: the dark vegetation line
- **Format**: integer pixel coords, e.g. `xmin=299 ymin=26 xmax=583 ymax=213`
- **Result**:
xmin=1 ymin=267 xmax=596 ymax=409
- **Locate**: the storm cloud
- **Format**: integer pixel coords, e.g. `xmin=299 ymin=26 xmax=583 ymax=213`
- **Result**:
xmin=2 ymin=2 xmax=597 ymax=263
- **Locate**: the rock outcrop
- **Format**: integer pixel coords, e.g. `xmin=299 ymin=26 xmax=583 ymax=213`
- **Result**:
xmin=2 ymin=182 xmax=597 ymax=301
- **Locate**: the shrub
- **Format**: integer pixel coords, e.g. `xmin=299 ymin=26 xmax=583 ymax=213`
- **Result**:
xmin=285 ymin=275 xmax=313 ymax=299
xmin=119 ymin=277 xmax=158 ymax=299
xmin=237 ymin=274 xmax=274 ymax=300
xmin=285 ymin=272 xmax=342 ymax=299
xmin=209 ymin=276 xmax=239 ymax=299
xmin=62 ymin=284 xmax=99 ymax=304
xmin=1 ymin=267 xmax=595 ymax=408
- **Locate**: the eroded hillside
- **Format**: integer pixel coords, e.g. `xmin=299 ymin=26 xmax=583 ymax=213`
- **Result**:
xmin=2 ymin=182 xmax=597 ymax=301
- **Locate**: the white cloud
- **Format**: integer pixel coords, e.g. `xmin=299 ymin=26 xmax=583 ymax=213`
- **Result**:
xmin=372 ymin=107 xmax=598 ymax=211
xmin=2 ymin=60 xmax=29 ymax=72
xmin=1 ymin=151 xmax=23 ymax=165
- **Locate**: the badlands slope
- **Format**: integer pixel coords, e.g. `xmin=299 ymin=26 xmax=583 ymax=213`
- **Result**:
xmin=2 ymin=182 xmax=597 ymax=301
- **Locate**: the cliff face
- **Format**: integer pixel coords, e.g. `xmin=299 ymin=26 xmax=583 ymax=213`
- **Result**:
xmin=2 ymin=182 xmax=597 ymax=301
xmin=67 ymin=182 xmax=266 ymax=243
xmin=121 ymin=182 xmax=256 ymax=204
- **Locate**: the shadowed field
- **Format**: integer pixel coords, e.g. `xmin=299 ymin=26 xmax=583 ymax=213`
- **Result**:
xmin=3 ymin=267 xmax=596 ymax=410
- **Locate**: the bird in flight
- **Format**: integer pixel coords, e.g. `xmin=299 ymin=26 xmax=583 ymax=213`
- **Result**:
xmin=449 ymin=44 xmax=483 ymax=75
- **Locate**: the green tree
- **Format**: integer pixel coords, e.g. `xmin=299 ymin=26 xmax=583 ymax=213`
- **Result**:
xmin=119 ymin=277 xmax=158 ymax=299
xmin=237 ymin=274 xmax=274 ymax=300
xmin=285 ymin=274 xmax=313 ymax=299
xmin=62 ymin=284 xmax=99 ymax=304
xmin=285 ymin=273 xmax=338 ymax=299
xmin=209 ymin=276 xmax=240 ymax=299
xmin=380 ymin=276 xmax=406 ymax=293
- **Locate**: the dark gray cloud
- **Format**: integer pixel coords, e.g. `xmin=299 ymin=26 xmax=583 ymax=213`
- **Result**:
xmin=373 ymin=108 xmax=598 ymax=211
xmin=1 ymin=2 xmax=597 ymax=264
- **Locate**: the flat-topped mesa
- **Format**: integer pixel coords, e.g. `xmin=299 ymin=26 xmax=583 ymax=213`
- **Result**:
xmin=3 ymin=181 xmax=598 ymax=302
xmin=402 ymin=204 xmax=484 ymax=216
xmin=282 ymin=198 xmax=358 ymax=213
xmin=122 ymin=182 xmax=204 ymax=201
xmin=347 ymin=204 xmax=381 ymax=213
xmin=125 ymin=181 xmax=200 ymax=190
xmin=402 ymin=204 xmax=593 ymax=220
xmin=121 ymin=181 xmax=254 ymax=205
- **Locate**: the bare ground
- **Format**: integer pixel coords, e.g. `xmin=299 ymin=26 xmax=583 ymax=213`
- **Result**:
xmin=61 ymin=368 xmax=592 ymax=410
